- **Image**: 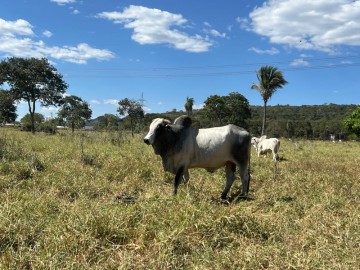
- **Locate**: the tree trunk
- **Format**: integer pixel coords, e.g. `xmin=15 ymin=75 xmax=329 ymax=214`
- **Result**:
xmin=130 ymin=118 xmax=134 ymax=138
xmin=261 ymin=101 xmax=267 ymax=136
xmin=27 ymin=100 xmax=36 ymax=134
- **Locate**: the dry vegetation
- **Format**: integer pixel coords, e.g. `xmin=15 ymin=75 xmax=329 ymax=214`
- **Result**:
xmin=0 ymin=129 xmax=359 ymax=269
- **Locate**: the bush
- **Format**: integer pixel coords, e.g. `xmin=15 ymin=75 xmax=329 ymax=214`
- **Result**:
xmin=38 ymin=121 xmax=57 ymax=134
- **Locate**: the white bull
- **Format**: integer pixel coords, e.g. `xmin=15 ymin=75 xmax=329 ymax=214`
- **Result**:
xmin=251 ymin=135 xmax=280 ymax=161
xmin=144 ymin=115 xmax=251 ymax=199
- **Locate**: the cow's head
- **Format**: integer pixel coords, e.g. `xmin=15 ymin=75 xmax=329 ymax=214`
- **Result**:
xmin=251 ymin=137 xmax=259 ymax=148
xmin=251 ymin=135 xmax=267 ymax=149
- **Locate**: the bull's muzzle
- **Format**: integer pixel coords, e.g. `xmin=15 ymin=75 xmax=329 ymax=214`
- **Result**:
xmin=144 ymin=138 xmax=150 ymax=145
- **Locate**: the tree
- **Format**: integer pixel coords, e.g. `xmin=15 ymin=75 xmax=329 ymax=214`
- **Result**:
xmin=203 ymin=92 xmax=251 ymax=128
xmin=184 ymin=97 xmax=194 ymax=116
xmin=117 ymin=98 xmax=144 ymax=137
xmin=0 ymin=90 xmax=17 ymax=124
xmin=94 ymin=114 xmax=121 ymax=130
xmin=224 ymin=92 xmax=251 ymax=128
xmin=0 ymin=57 xmax=68 ymax=133
xmin=58 ymin=95 xmax=92 ymax=133
xmin=251 ymin=65 xmax=288 ymax=135
xmin=21 ymin=113 xmax=44 ymax=131
xmin=344 ymin=106 xmax=360 ymax=137
xmin=203 ymin=95 xmax=227 ymax=125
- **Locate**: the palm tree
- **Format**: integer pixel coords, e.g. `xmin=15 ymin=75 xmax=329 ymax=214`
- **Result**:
xmin=184 ymin=97 xmax=194 ymax=116
xmin=251 ymin=65 xmax=288 ymax=135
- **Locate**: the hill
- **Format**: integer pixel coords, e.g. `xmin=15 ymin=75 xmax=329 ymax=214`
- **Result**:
xmin=143 ymin=104 xmax=358 ymax=139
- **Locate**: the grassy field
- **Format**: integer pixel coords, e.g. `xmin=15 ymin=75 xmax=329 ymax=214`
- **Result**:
xmin=0 ymin=129 xmax=359 ymax=269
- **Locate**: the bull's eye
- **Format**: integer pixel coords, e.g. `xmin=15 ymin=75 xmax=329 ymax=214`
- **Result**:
xmin=155 ymin=124 xmax=164 ymax=135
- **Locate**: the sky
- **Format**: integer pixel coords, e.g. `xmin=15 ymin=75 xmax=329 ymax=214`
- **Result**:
xmin=1 ymin=0 xmax=360 ymax=120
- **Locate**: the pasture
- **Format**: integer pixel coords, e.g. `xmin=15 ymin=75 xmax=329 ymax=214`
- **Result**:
xmin=0 ymin=129 xmax=359 ymax=269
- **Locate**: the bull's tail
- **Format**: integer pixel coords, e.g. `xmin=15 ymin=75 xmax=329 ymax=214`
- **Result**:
xmin=246 ymin=144 xmax=251 ymax=194
xmin=275 ymin=139 xmax=280 ymax=161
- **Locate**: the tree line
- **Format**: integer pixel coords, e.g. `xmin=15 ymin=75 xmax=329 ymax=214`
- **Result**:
xmin=1 ymin=56 xmax=359 ymax=140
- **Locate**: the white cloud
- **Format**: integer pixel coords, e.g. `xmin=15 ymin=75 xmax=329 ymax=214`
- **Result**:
xmin=40 ymin=106 xmax=59 ymax=115
xmin=143 ymin=106 xmax=151 ymax=112
xmin=90 ymin=99 xmax=101 ymax=104
xmin=236 ymin=17 xmax=251 ymax=31
xmin=193 ymin=103 xmax=204 ymax=110
xmin=290 ymin=58 xmax=310 ymax=66
xmin=248 ymin=47 xmax=279 ymax=55
xmin=0 ymin=18 xmax=115 ymax=64
xmin=249 ymin=0 xmax=360 ymax=53
xmin=0 ymin=18 xmax=34 ymax=36
xmin=50 ymin=0 xmax=76 ymax=5
xmin=43 ymin=30 xmax=53 ymax=38
xmin=103 ymin=99 xmax=119 ymax=106
xmin=203 ymin=22 xmax=226 ymax=38
xmin=72 ymin=9 xmax=80 ymax=15
xmin=208 ymin=29 xmax=226 ymax=38
xmin=97 ymin=5 xmax=213 ymax=52
xmin=37 ymin=43 xmax=115 ymax=64
xmin=300 ymin=53 xmax=313 ymax=58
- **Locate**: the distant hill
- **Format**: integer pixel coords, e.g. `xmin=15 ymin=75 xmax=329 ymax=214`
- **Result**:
xmin=249 ymin=104 xmax=358 ymax=122
xmin=144 ymin=104 xmax=357 ymax=123
xmin=143 ymin=104 xmax=358 ymax=139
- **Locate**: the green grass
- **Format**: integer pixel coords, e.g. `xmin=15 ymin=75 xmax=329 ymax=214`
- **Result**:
xmin=0 ymin=129 xmax=359 ymax=269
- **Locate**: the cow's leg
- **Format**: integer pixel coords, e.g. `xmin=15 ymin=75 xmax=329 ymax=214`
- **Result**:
xmin=173 ymin=166 xmax=184 ymax=195
xmin=272 ymin=151 xmax=277 ymax=161
xmin=221 ymin=163 xmax=236 ymax=199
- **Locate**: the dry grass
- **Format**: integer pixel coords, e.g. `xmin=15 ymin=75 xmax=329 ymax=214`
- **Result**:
xmin=0 ymin=129 xmax=359 ymax=269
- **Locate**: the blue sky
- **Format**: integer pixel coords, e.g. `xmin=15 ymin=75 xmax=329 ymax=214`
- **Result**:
xmin=1 ymin=0 xmax=359 ymax=120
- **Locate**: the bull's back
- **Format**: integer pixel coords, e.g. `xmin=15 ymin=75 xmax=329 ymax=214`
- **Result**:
xmin=189 ymin=125 xmax=249 ymax=168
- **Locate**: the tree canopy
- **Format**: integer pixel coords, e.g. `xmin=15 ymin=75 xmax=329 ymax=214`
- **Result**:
xmin=93 ymin=114 xmax=121 ymax=131
xmin=0 ymin=57 xmax=68 ymax=133
xmin=344 ymin=106 xmax=360 ymax=137
xmin=20 ymin=113 xmax=44 ymax=132
xmin=184 ymin=97 xmax=194 ymax=116
xmin=0 ymin=90 xmax=17 ymax=124
xmin=251 ymin=65 xmax=288 ymax=135
xmin=117 ymin=98 xmax=144 ymax=137
xmin=58 ymin=95 xmax=92 ymax=132
xmin=203 ymin=92 xmax=251 ymax=128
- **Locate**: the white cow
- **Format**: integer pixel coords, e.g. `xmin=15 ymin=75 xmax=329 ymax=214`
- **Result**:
xmin=144 ymin=115 xmax=251 ymax=199
xmin=251 ymin=135 xmax=280 ymax=161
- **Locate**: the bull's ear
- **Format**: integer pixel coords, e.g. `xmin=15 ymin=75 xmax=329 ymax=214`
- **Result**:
xmin=174 ymin=115 xmax=192 ymax=128
xmin=165 ymin=124 xmax=172 ymax=130
xmin=163 ymin=119 xmax=171 ymax=125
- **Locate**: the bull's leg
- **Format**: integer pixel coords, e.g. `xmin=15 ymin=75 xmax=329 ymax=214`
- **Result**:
xmin=221 ymin=163 xmax=236 ymax=199
xmin=238 ymin=162 xmax=250 ymax=195
xmin=182 ymin=169 xmax=190 ymax=184
xmin=173 ymin=166 xmax=184 ymax=195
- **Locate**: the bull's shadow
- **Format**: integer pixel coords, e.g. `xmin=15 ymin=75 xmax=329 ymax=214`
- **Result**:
xmin=210 ymin=191 xmax=255 ymax=205
xmin=228 ymin=191 xmax=255 ymax=203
